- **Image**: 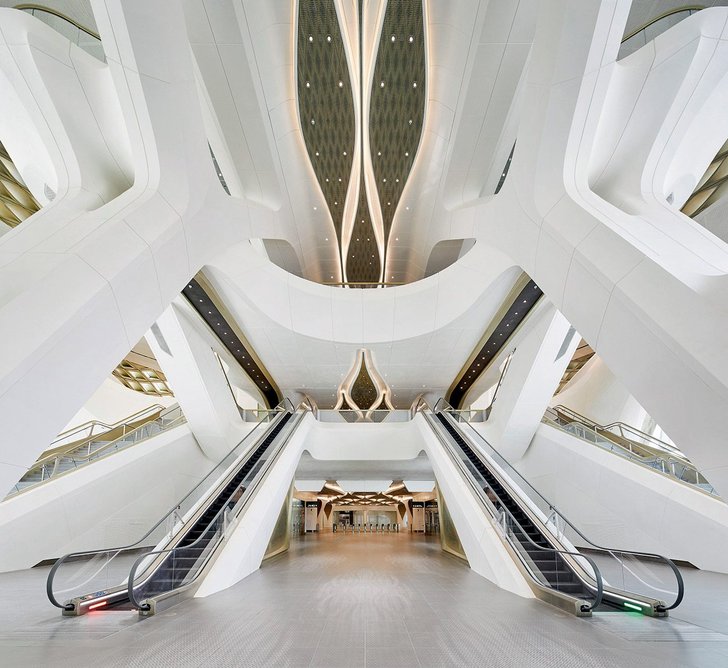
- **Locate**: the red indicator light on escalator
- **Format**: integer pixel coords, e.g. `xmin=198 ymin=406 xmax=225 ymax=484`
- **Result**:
xmin=88 ymin=601 xmax=108 ymax=610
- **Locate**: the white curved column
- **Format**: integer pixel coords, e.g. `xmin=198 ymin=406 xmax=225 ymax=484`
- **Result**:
xmin=0 ymin=1 xmax=253 ymax=496
xmin=450 ymin=3 xmax=728 ymax=495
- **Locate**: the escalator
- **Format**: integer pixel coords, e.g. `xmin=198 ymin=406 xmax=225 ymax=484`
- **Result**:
xmin=47 ymin=407 xmax=299 ymax=616
xmin=429 ymin=410 xmax=684 ymax=617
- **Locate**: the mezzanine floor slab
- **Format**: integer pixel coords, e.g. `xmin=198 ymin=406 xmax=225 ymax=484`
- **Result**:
xmin=0 ymin=531 xmax=726 ymax=667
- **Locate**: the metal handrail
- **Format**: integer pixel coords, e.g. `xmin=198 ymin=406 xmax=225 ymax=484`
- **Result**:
xmin=542 ymin=408 xmax=717 ymax=497
xmin=32 ymin=405 xmax=170 ymax=467
xmin=315 ymin=409 xmax=411 ymax=423
xmin=14 ymin=4 xmax=101 ymax=39
xmin=423 ymin=410 xmax=603 ymax=613
xmin=551 ymin=404 xmax=685 ymax=458
xmin=435 ymin=404 xmax=684 ymax=610
xmin=47 ymin=403 xmax=167 ymax=454
xmin=7 ymin=405 xmax=179 ymax=497
xmin=621 ymin=5 xmax=704 ymax=43
xmin=127 ymin=408 xmax=305 ymax=611
xmin=46 ymin=402 xmax=288 ymax=610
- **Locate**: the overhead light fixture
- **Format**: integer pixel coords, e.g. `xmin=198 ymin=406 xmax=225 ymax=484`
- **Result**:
xmin=380 ymin=81 xmax=385 ymax=88
xmin=391 ymin=35 xmax=396 ymax=42
xmin=311 ymin=118 xmax=315 ymax=125
xmin=338 ymin=80 xmax=343 ymax=88
xmin=409 ymin=35 xmax=414 ymax=43
xmin=306 ymin=81 xmax=310 ymax=88
xmin=327 ymin=35 xmax=332 ymax=42
xmin=413 ymin=82 xmax=417 ymax=88
xmin=308 ymin=35 xmax=313 ymax=42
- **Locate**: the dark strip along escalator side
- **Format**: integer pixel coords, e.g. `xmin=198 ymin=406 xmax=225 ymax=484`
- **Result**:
xmin=46 ymin=407 xmax=292 ymax=615
xmin=127 ymin=413 xmax=294 ymax=612
xmin=432 ymin=413 xmax=601 ymax=614
xmin=433 ymin=412 xmax=683 ymax=615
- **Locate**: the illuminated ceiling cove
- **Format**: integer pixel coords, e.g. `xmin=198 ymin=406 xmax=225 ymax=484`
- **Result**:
xmin=296 ymin=0 xmax=425 ymax=286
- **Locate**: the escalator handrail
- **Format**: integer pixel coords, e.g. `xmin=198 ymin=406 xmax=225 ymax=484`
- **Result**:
xmin=126 ymin=408 xmax=303 ymax=610
xmin=435 ymin=407 xmax=684 ymax=610
xmin=46 ymin=403 xmax=288 ymax=609
xmin=423 ymin=411 xmax=603 ymax=612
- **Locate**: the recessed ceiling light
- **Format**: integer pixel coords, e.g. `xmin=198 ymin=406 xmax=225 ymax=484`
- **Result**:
xmin=380 ymin=81 xmax=385 ymax=88
xmin=408 ymin=119 xmax=413 ymax=125
xmin=308 ymin=35 xmax=313 ymax=42
xmin=311 ymin=118 xmax=315 ymax=125
xmin=405 ymin=206 xmax=409 ymax=211
xmin=338 ymin=80 xmax=343 ymax=87
xmin=305 ymin=81 xmax=310 ymax=88
xmin=383 ymin=178 xmax=386 ymax=182
xmin=391 ymin=35 xmax=396 ymax=42
xmin=395 ymin=237 xmax=399 ymax=241
xmin=325 ymin=237 xmax=328 ymax=241
xmin=327 ymin=35 xmax=332 ymax=42
xmin=413 ymin=82 xmax=417 ymax=88
xmin=313 ymin=206 xmax=317 ymax=210
xmin=338 ymin=178 xmax=342 ymax=182
xmin=405 ymin=151 xmax=409 ymax=156
xmin=343 ymin=151 xmax=347 ymax=156
xmin=408 ymin=35 xmax=414 ymax=43
xmin=377 ymin=151 xmax=381 ymax=156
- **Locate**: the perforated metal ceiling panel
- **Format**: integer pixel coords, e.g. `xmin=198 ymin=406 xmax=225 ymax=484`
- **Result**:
xmin=297 ymin=0 xmax=355 ymax=269
xmin=347 ymin=176 xmax=381 ymax=283
xmin=369 ymin=0 xmax=425 ymax=254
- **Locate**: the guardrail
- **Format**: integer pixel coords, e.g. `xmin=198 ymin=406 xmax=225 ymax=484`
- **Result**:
xmin=542 ymin=407 xmax=718 ymax=497
xmin=6 ymin=404 xmax=186 ymax=498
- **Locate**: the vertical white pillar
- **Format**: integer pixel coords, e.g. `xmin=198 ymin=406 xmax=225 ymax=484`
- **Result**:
xmin=479 ymin=303 xmax=579 ymax=462
xmin=147 ymin=300 xmax=248 ymax=462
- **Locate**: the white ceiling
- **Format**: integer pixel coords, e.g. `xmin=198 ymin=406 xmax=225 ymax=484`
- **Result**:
xmin=205 ymin=242 xmax=521 ymax=408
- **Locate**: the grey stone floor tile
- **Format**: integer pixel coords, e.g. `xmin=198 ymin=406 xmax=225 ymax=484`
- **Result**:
xmin=0 ymin=532 xmax=726 ymax=668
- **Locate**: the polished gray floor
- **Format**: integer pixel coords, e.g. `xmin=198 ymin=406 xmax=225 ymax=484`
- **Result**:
xmin=0 ymin=532 xmax=727 ymax=667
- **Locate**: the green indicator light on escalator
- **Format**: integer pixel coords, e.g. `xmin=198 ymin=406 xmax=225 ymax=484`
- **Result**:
xmin=623 ymin=602 xmax=642 ymax=612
